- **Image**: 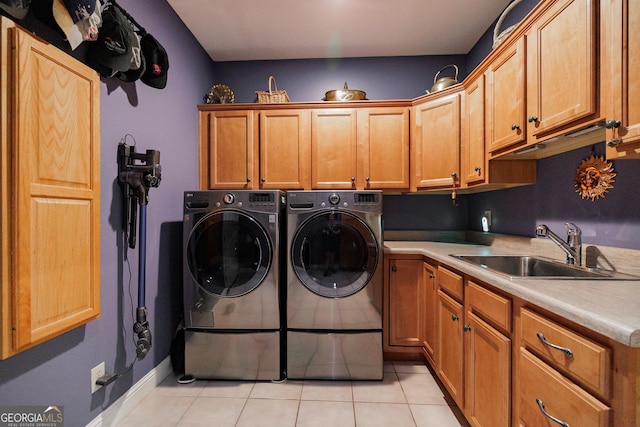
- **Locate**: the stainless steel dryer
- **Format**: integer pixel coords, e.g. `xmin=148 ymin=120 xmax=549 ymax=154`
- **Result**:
xmin=286 ymin=190 xmax=383 ymax=380
xmin=182 ymin=190 xmax=285 ymax=380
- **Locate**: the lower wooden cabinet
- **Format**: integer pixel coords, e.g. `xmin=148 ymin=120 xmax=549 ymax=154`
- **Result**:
xmin=436 ymin=289 xmax=464 ymax=407
xmin=465 ymin=312 xmax=511 ymax=427
xmin=384 ymin=257 xmax=424 ymax=350
xmin=421 ymin=261 xmax=437 ymax=364
xmin=385 ymin=253 xmax=640 ymax=426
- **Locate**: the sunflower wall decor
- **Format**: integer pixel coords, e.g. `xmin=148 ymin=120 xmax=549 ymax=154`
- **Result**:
xmin=574 ymin=152 xmax=616 ymax=201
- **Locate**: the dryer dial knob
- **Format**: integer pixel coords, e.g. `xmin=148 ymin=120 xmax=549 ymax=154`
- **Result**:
xmin=328 ymin=193 xmax=340 ymax=205
xmin=223 ymin=193 xmax=235 ymax=204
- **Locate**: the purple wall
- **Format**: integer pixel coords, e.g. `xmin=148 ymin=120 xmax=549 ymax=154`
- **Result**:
xmin=0 ymin=1 xmax=215 ymax=425
xmin=468 ymin=144 xmax=640 ymax=249
xmin=214 ymin=55 xmax=467 ymax=103
xmin=1 ymin=0 xmax=639 ymax=425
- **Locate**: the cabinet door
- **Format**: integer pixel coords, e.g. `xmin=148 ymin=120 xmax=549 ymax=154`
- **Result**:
xmin=412 ymin=92 xmax=461 ymax=190
xmin=486 ymin=37 xmax=526 ymax=154
xmin=259 ymin=109 xmax=310 ymax=189
xmin=462 ymin=76 xmax=486 ymax=186
xmin=311 ymin=109 xmax=357 ymax=188
xmin=526 ymin=0 xmax=597 ymax=138
xmin=422 ymin=261 xmax=437 ymax=364
xmin=387 ymin=259 xmax=424 ymax=347
xmin=437 ymin=290 xmax=464 ymax=407
xmin=199 ymin=110 xmax=257 ymax=189
xmin=6 ymin=24 xmax=100 ymax=356
xmin=357 ymin=107 xmax=410 ymax=190
xmin=604 ymin=0 xmax=640 ymax=158
xmin=465 ymin=313 xmax=511 ymax=427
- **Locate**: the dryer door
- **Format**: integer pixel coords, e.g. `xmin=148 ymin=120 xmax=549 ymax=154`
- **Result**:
xmin=186 ymin=210 xmax=272 ymax=297
xmin=291 ymin=211 xmax=379 ymax=298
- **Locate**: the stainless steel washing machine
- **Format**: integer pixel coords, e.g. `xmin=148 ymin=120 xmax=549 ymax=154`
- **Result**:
xmin=182 ymin=190 xmax=285 ymax=380
xmin=286 ymin=190 xmax=383 ymax=380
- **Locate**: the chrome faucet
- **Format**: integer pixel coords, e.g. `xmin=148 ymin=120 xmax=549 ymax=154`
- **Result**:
xmin=535 ymin=223 xmax=582 ymax=266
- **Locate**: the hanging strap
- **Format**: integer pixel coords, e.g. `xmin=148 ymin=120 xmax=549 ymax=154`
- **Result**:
xmin=108 ymin=0 xmax=147 ymax=35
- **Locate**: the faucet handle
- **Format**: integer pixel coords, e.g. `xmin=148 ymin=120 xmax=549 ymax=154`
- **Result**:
xmin=565 ymin=222 xmax=582 ymax=238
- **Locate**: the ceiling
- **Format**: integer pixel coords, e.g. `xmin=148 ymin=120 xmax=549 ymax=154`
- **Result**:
xmin=167 ymin=0 xmax=513 ymax=62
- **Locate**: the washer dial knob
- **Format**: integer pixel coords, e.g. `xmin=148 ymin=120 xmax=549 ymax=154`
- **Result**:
xmin=223 ymin=193 xmax=235 ymax=204
xmin=328 ymin=193 xmax=340 ymax=205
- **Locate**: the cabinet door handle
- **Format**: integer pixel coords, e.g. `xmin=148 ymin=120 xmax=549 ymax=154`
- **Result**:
xmin=429 ymin=273 xmax=434 ymax=279
xmin=451 ymin=315 xmax=459 ymax=321
xmin=351 ymin=176 xmax=355 ymax=182
xmin=391 ymin=266 xmax=397 ymax=272
xmin=474 ymin=166 xmax=481 ymax=172
xmin=511 ymin=124 xmax=521 ymax=131
xmin=528 ymin=115 xmax=539 ymax=123
xmin=246 ymin=178 xmax=251 ymax=183
xmin=261 ymin=177 xmax=266 ymax=183
xmin=536 ymin=332 xmax=573 ymax=358
xmin=365 ymin=176 xmax=370 ymax=182
xmin=605 ymin=119 xmax=621 ymax=129
xmin=536 ymin=398 xmax=570 ymax=427
xmin=463 ymin=325 xmax=471 ymax=331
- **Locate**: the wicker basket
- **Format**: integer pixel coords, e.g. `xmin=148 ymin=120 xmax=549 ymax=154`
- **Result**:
xmin=256 ymin=76 xmax=290 ymax=103
xmin=492 ymin=0 xmax=522 ymax=49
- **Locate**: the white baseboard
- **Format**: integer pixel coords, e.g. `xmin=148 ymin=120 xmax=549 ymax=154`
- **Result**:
xmin=86 ymin=356 xmax=173 ymax=427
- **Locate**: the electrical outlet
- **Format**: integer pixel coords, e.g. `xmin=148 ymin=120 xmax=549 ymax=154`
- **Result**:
xmin=484 ymin=210 xmax=492 ymax=227
xmin=91 ymin=362 xmax=105 ymax=394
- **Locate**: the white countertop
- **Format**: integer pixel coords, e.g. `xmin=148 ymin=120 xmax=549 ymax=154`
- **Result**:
xmin=384 ymin=240 xmax=640 ymax=347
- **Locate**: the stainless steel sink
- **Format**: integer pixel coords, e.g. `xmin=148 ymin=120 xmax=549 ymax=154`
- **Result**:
xmin=449 ymin=255 xmax=640 ymax=280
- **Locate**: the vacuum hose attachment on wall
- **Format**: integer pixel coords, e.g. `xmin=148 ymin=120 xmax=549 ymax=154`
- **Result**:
xmin=117 ymin=138 xmax=161 ymax=360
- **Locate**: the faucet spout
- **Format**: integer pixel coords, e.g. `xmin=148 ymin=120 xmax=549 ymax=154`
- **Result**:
xmin=535 ymin=223 xmax=582 ymax=265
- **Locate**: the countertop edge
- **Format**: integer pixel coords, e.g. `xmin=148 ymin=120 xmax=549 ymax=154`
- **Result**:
xmin=384 ymin=241 xmax=640 ymax=348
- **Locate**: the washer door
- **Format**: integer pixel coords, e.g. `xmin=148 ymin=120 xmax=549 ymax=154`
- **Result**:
xmin=186 ymin=210 xmax=272 ymax=297
xmin=291 ymin=211 xmax=379 ymax=298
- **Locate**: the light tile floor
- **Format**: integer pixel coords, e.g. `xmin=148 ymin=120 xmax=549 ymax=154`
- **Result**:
xmin=115 ymin=361 xmax=469 ymax=427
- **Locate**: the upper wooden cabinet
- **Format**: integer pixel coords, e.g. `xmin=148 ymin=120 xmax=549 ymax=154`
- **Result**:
xmin=486 ymin=0 xmax=603 ymax=159
xmin=1 ymin=18 xmax=101 ymax=359
xmin=310 ymin=108 xmax=358 ymax=189
xmin=259 ymin=109 xmax=311 ymax=189
xmin=485 ymin=37 xmax=527 ymax=155
xmin=199 ymin=108 xmax=310 ymax=190
xmin=462 ymin=75 xmax=487 ymax=186
xmin=526 ymin=0 xmax=599 ymax=139
xmin=356 ymin=107 xmax=410 ymax=190
xmin=603 ymin=0 xmax=640 ymax=159
xmin=200 ymin=102 xmax=410 ymax=191
xmin=411 ymin=89 xmax=462 ymax=191
xmin=199 ymin=110 xmax=258 ymax=189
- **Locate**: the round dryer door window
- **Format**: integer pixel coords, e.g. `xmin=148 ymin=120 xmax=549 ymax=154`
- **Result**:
xmin=291 ymin=210 xmax=379 ymax=298
xmin=186 ymin=210 xmax=272 ymax=297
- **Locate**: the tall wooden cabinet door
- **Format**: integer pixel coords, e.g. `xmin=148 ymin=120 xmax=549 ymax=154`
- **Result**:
xmin=436 ymin=290 xmax=464 ymax=407
xmin=357 ymin=107 xmax=410 ymax=190
xmin=412 ymin=92 xmax=461 ymax=190
xmin=387 ymin=259 xmax=424 ymax=348
xmin=422 ymin=261 xmax=437 ymax=364
xmin=604 ymin=0 xmax=640 ymax=158
xmin=259 ymin=109 xmax=310 ymax=189
xmin=462 ymin=76 xmax=486 ymax=186
xmin=464 ymin=313 xmax=511 ymax=427
xmin=311 ymin=109 xmax=357 ymax=189
xmin=486 ymin=37 xmax=526 ymax=155
xmin=10 ymin=25 xmax=100 ymax=353
xmin=199 ymin=110 xmax=257 ymax=189
xmin=526 ymin=0 xmax=598 ymax=139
